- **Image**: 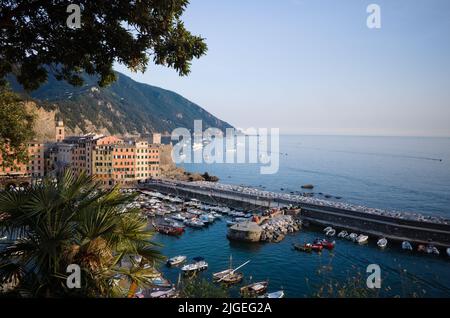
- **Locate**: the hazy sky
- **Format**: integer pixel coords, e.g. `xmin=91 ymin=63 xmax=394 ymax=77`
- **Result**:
xmin=114 ymin=0 xmax=450 ymax=137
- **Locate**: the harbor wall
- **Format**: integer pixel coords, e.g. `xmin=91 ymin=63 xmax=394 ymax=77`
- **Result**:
xmin=140 ymin=182 xmax=450 ymax=246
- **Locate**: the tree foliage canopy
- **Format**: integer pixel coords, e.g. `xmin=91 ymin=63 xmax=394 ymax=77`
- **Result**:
xmin=0 ymin=171 xmax=163 ymax=297
xmin=0 ymin=0 xmax=207 ymax=90
xmin=0 ymin=86 xmax=36 ymax=168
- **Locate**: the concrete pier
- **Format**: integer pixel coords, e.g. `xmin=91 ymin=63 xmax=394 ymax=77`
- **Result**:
xmin=140 ymin=180 xmax=450 ymax=247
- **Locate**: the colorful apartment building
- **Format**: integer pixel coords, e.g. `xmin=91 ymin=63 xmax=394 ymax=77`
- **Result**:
xmin=1 ymin=119 xmax=160 ymax=187
xmin=92 ymin=138 xmax=160 ymax=187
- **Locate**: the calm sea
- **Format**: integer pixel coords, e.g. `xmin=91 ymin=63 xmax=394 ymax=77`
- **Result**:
xmin=154 ymin=136 xmax=450 ymax=297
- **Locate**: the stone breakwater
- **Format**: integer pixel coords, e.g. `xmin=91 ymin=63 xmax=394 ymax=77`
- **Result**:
xmin=260 ymin=215 xmax=302 ymax=243
xmin=188 ymin=181 xmax=450 ymax=225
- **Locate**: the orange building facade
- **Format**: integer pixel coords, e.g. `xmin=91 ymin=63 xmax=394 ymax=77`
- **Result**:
xmin=1 ymin=120 xmax=160 ymax=187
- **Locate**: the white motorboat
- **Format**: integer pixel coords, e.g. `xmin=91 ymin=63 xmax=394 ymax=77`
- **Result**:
xmin=181 ymin=257 xmax=208 ymax=274
xmin=210 ymin=212 xmax=222 ymax=218
xmin=356 ymin=234 xmax=369 ymax=244
xmin=446 ymin=247 xmax=450 ymax=257
xmin=171 ymin=213 xmax=186 ymax=222
xmin=402 ymin=241 xmax=413 ymax=251
xmin=348 ymin=233 xmax=358 ymax=242
xmin=337 ymin=230 xmax=348 ymax=238
xmin=167 ymin=255 xmax=187 ymax=266
xmin=259 ymin=290 xmax=285 ymax=298
xmin=323 ymin=226 xmax=333 ymax=233
xmin=184 ymin=218 xmax=205 ymax=228
xmin=325 ymin=228 xmax=336 ymax=237
xmin=377 ymin=238 xmax=388 ymax=248
xmin=426 ymin=245 xmax=439 ymax=255
xmin=0 ymin=236 xmax=7 ymax=240
xmin=199 ymin=214 xmax=214 ymax=224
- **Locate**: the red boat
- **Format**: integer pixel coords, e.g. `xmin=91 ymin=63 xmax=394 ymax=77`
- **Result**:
xmin=154 ymin=224 xmax=184 ymax=236
xmin=305 ymin=243 xmax=323 ymax=252
xmin=314 ymin=239 xmax=335 ymax=250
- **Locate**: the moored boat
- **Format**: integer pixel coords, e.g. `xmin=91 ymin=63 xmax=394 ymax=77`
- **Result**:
xmin=337 ymin=230 xmax=348 ymax=238
xmin=240 ymin=281 xmax=268 ymax=297
xmin=356 ymin=234 xmax=369 ymax=244
xmin=314 ymin=238 xmax=335 ymax=250
xmin=171 ymin=213 xmax=186 ymax=222
xmin=305 ymin=243 xmax=323 ymax=252
xmin=377 ymin=238 xmax=388 ymax=248
xmin=153 ymin=223 xmax=184 ymax=236
xmin=148 ymin=287 xmax=178 ymax=298
xmin=184 ymin=218 xmax=205 ymax=228
xmin=426 ymin=245 xmax=439 ymax=255
xmin=213 ymin=257 xmax=249 ymax=284
xmin=181 ymin=257 xmax=208 ymax=274
xmin=293 ymin=243 xmax=312 ymax=253
xmin=323 ymin=226 xmax=333 ymax=233
xmin=325 ymin=228 xmax=336 ymax=237
xmin=259 ymin=290 xmax=285 ymax=298
xmin=167 ymin=255 xmax=187 ymax=267
xmin=348 ymin=233 xmax=358 ymax=241
xmin=447 ymin=247 xmax=450 ymax=257
xmin=402 ymin=241 xmax=413 ymax=251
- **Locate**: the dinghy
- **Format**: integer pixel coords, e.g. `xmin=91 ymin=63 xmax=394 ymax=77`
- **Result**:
xmin=377 ymin=238 xmax=388 ymax=248
xmin=337 ymin=231 xmax=348 ymax=238
xmin=325 ymin=228 xmax=336 ymax=237
xmin=348 ymin=233 xmax=358 ymax=242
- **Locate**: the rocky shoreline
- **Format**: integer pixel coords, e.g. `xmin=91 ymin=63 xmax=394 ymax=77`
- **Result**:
xmin=260 ymin=215 xmax=302 ymax=243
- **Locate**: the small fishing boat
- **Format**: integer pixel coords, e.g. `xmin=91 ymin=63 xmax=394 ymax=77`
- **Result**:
xmin=218 ymin=271 xmax=244 ymax=284
xmin=240 ymin=281 xmax=269 ymax=297
xmin=293 ymin=243 xmax=312 ymax=253
xmin=171 ymin=213 xmax=186 ymax=222
xmin=314 ymin=239 xmax=335 ymax=250
xmin=305 ymin=243 xmax=323 ymax=252
xmin=149 ymin=276 xmax=172 ymax=288
xmin=181 ymin=257 xmax=208 ymax=274
xmin=426 ymin=245 xmax=439 ymax=255
xmin=148 ymin=287 xmax=178 ymax=298
xmin=325 ymin=228 xmax=336 ymax=237
xmin=402 ymin=241 xmax=413 ymax=251
xmin=259 ymin=290 xmax=285 ymax=298
xmin=337 ymin=231 xmax=348 ymax=238
xmin=348 ymin=233 xmax=358 ymax=241
xmin=199 ymin=214 xmax=215 ymax=224
xmin=184 ymin=218 xmax=205 ymax=228
xmin=377 ymin=238 xmax=388 ymax=248
xmin=356 ymin=234 xmax=369 ymax=244
xmin=167 ymin=255 xmax=187 ymax=267
xmin=213 ymin=257 xmax=249 ymax=284
xmin=153 ymin=223 xmax=184 ymax=236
